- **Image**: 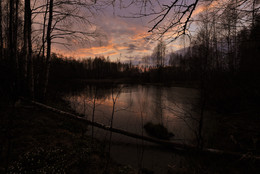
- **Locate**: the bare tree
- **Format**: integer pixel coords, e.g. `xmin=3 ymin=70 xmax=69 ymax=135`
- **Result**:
xmin=91 ymin=87 xmax=98 ymax=142
xmin=39 ymin=0 xmax=49 ymax=58
xmin=32 ymin=0 xmax=101 ymax=54
xmin=14 ymin=0 xmax=19 ymax=63
xmin=9 ymin=0 xmax=14 ymax=62
xmin=0 ymin=0 xmax=3 ymax=60
xmin=137 ymin=91 xmax=147 ymax=173
xmin=104 ymin=85 xmax=123 ymax=172
xmin=42 ymin=0 xmax=53 ymax=99
xmin=152 ymin=39 xmax=166 ymax=67
xmin=115 ymin=0 xmax=259 ymax=43
xmin=31 ymin=0 xmax=102 ymax=100
xmin=22 ymin=0 xmax=34 ymax=98
xmin=23 ymin=0 xmax=28 ymax=83
xmin=27 ymin=0 xmax=34 ymax=99
xmin=108 ymin=85 xmax=123 ymax=155
xmin=8 ymin=0 xmax=21 ymax=99
xmin=142 ymin=55 xmax=149 ymax=72
xmin=120 ymin=0 xmax=200 ymax=41
xmin=221 ymin=1 xmax=239 ymax=73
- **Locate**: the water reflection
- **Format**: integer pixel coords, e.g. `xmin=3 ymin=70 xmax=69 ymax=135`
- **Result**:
xmin=65 ymin=85 xmax=205 ymax=173
xmin=64 ymin=84 xmax=199 ymax=144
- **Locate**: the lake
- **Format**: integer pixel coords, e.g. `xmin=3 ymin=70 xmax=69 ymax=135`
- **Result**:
xmin=64 ymin=84 xmax=206 ymax=173
xmin=64 ymin=84 xmax=200 ymax=142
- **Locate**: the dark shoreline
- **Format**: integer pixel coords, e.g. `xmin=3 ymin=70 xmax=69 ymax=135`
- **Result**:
xmin=0 ymin=99 xmax=137 ymax=174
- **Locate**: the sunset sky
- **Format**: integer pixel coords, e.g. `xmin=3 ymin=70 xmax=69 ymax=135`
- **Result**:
xmin=50 ymin=0 xmax=220 ymax=63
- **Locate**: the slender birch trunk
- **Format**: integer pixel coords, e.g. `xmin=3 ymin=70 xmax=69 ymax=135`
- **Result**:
xmin=23 ymin=0 xmax=28 ymax=93
xmin=0 ymin=0 xmax=3 ymax=60
xmin=23 ymin=0 xmax=34 ymax=98
xmin=14 ymin=0 xmax=20 ymax=94
xmin=27 ymin=0 xmax=34 ymax=99
xmin=9 ymin=0 xmax=17 ymax=99
xmin=42 ymin=0 xmax=48 ymax=59
xmin=9 ymin=0 xmax=14 ymax=55
xmin=91 ymin=88 xmax=97 ymax=142
xmin=43 ymin=0 xmax=53 ymax=100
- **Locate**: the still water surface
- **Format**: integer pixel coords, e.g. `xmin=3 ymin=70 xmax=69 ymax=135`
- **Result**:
xmin=65 ymin=84 xmax=201 ymax=173
xmin=65 ymin=85 xmax=199 ymax=142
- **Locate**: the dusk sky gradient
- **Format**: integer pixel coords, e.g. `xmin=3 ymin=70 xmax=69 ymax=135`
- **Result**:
xmin=50 ymin=0 xmax=222 ymax=63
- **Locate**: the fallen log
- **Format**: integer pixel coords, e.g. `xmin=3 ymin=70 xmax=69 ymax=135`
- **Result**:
xmin=23 ymin=98 xmax=260 ymax=161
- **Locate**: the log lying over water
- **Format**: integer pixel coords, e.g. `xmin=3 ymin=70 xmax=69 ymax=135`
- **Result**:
xmin=24 ymin=98 xmax=260 ymax=161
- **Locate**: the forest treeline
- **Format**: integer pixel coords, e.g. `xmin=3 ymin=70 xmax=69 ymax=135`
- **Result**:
xmin=48 ymin=55 xmax=141 ymax=82
xmin=167 ymin=15 xmax=260 ymax=112
xmin=0 ymin=0 xmax=259 ymax=112
xmin=48 ymin=13 xmax=260 ymax=112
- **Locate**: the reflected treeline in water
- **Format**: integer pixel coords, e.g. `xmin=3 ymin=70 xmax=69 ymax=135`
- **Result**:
xmin=154 ymin=87 xmax=163 ymax=125
xmin=65 ymin=83 xmax=259 ymax=154
xmin=66 ymin=83 xmax=123 ymax=101
xmin=64 ymin=83 xmax=124 ymax=119
xmin=65 ymin=84 xmax=200 ymax=145
xmin=66 ymin=84 xmax=241 ymax=174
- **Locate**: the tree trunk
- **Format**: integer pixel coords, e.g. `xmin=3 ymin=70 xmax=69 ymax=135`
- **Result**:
xmin=37 ymin=0 xmax=48 ymax=58
xmin=252 ymin=0 xmax=256 ymax=27
xmin=23 ymin=0 xmax=28 ymax=93
xmin=0 ymin=0 xmax=3 ymax=60
xmin=14 ymin=0 xmax=18 ymax=62
xmin=91 ymin=88 xmax=97 ymax=142
xmin=42 ymin=0 xmax=48 ymax=58
xmin=43 ymin=0 xmax=53 ymax=100
xmin=14 ymin=0 xmax=20 ymax=95
xmin=9 ymin=0 xmax=17 ymax=100
xmin=24 ymin=0 xmax=34 ymax=99
xmin=108 ymin=99 xmax=116 ymax=155
xmin=27 ymin=0 xmax=34 ymax=99
xmin=9 ymin=0 xmax=14 ymax=54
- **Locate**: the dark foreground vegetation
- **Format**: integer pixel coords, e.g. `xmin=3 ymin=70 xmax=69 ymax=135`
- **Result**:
xmin=0 ymin=99 xmax=137 ymax=174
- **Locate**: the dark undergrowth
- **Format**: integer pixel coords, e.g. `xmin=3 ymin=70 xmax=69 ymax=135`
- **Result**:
xmin=0 ymin=100 xmax=136 ymax=174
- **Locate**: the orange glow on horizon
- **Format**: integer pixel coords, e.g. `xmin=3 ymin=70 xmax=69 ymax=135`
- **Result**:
xmin=192 ymin=0 xmax=222 ymax=17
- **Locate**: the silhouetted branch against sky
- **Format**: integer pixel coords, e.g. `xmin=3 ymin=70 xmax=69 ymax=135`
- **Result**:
xmin=146 ymin=0 xmax=199 ymax=41
xmin=114 ymin=0 xmax=259 ymax=41
xmin=32 ymin=0 xmax=104 ymax=53
xmin=28 ymin=0 xmax=259 ymax=62
xmin=112 ymin=0 xmax=201 ymax=41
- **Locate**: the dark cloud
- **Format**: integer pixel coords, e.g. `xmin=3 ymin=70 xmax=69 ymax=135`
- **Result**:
xmin=127 ymin=44 xmax=137 ymax=53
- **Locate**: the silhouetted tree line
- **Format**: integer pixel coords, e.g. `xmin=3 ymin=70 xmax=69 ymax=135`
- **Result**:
xmin=0 ymin=0 xmax=259 ymax=111
xmin=49 ymin=54 xmax=141 ymax=81
xmin=164 ymin=15 xmax=260 ymax=112
xmin=138 ymin=13 xmax=260 ymax=112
